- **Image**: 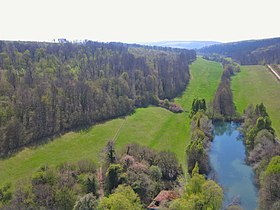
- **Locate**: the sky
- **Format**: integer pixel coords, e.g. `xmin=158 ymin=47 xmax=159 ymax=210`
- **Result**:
xmin=1 ymin=0 xmax=279 ymax=43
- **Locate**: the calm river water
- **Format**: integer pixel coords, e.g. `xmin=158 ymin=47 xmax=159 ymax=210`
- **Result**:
xmin=209 ymin=122 xmax=258 ymax=210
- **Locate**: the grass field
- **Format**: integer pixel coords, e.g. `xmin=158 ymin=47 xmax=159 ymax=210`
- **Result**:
xmin=175 ymin=57 xmax=223 ymax=109
xmin=232 ymin=65 xmax=280 ymax=137
xmin=0 ymin=57 xmax=223 ymax=187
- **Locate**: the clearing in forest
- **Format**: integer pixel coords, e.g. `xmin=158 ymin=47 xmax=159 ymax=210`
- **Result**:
xmin=0 ymin=58 xmax=223 ymax=187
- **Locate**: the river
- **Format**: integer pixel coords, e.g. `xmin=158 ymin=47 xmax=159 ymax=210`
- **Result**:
xmin=209 ymin=122 xmax=258 ymax=210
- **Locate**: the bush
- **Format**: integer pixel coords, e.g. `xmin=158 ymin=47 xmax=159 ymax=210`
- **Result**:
xmin=98 ymin=185 xmax=143 ymax=210
xmin=77 ymin=159 xmax=97 ymax=173
xmin=155 ymin=151 xmax=181 ymax=181
xmin=55 ymin=187 xmax=76 ymax=210
xmin=260 ymin=156 xmax=280 ymax=209
xmin=73 ymin=193 xmax=98 ymax=210
xmin=0 ymin=183 xmax=12 ymax=206
xmin=149 ymin=165 xmax=162 ymax=181
xmin=158 ymin=99 xmax=184 ymax=113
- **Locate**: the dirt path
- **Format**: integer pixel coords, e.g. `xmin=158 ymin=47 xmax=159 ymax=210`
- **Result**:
xmin=267 ymin=65 xmax=280 ymax=81
xmin=275 ymin=137 xmax=280 ymax=145
xmin=97 ymin=166 xmax=104 ymax=198
xmin=97 ymin=117 xmax=126 ymax=198
xmin=112 ymin=117 xmax=127 ymax=142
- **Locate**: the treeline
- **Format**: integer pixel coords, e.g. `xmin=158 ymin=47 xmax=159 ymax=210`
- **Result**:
xmin=210 ymin=57 xmax=240 ymax=119
xmin=0 ymin=41 xmax=196 ymax=156
xmin=199 ymin=37 xmax=280 ymax=65
xmin=242 ymin=103 xmax=280 ymax=210
xmin=0 ymin=141 xmax=224 ymax=210
xmin=187 ymin=110 xmax=212 ymax=175
xmin=174 ymin=101 xmax=224 ymax=210
xmin=169 ymin=163 xmax=223 ymax=210
xmin=250 ymin=44 xmax=280 ymax=64
xmin=0 ymin=143 xmax=183 ymax=209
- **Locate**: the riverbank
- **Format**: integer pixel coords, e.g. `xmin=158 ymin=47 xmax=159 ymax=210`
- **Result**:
xmin=209 ymin=121 xmax=258 ymax=210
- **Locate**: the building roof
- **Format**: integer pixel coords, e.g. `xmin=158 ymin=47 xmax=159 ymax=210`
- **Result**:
xmin=147 ymin=190 xmax=179 ymax=209
xmin=154 ymin=190 xmax=179 ymax=202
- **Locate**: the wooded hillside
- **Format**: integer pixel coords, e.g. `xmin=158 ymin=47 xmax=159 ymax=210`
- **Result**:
xmin=0 ymin=41 xmax=195 ymax=156
xmin=199 ymin=37 xmax=280 ymax=65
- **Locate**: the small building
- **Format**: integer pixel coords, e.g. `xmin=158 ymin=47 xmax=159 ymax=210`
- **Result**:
xmin=147 ymin=190 xmax=179 ymax=209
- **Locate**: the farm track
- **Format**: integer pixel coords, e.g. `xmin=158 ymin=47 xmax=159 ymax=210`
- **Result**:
xmin=266 ymin=65 xmax=280 ymax=81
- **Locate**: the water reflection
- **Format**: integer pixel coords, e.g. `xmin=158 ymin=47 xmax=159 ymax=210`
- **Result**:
xmin=209 ymin=122 xmax=258 ymax=210
xmin=213 ymin=121 xmax=238 ymax=136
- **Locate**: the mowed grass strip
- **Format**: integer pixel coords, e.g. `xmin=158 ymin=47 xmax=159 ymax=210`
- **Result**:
xmin=115 ymin=109 xmax=189 ymax=166
xmin=175 ymin=57 xmax=223 ymax=109
xmin=0 ymin=58 xmax=223 ymax=187
xmin=231 ymin=65 xmax=280 ymax=136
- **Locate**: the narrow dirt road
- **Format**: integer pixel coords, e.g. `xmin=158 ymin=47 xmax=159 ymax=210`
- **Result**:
xmin=97 ymin=117 xmax=127 ymax=198
xmin=97 ymin=166 xmax=104 ymax=198
xmin=267 ymin=65 xmax=280 ymax=81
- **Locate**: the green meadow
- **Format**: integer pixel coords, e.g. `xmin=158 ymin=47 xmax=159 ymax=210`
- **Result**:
xmin=232 ymin=65 xmax=280 ymax=137
xmin=0 ymin=57 xmax=223 ymax=187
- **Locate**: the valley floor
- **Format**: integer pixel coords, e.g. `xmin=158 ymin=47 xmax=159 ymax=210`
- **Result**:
xmin=0 ymin=58 xmax=223 ymax=188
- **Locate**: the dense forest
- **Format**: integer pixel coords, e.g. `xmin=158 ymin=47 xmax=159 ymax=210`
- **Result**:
xmin=0 ymin=40 xmax=195 ymax=157
xmin=198 ymin=37 xmax=280 ymax=65
xmin=187 ymin=109 xmax=212 ymax=175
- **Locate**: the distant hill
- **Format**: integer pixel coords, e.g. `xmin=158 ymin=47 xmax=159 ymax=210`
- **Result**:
xmin=198 ymin=37 xmax=280 ymax=65
xmin=139 ymin=41 xmax=221 ymax=49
